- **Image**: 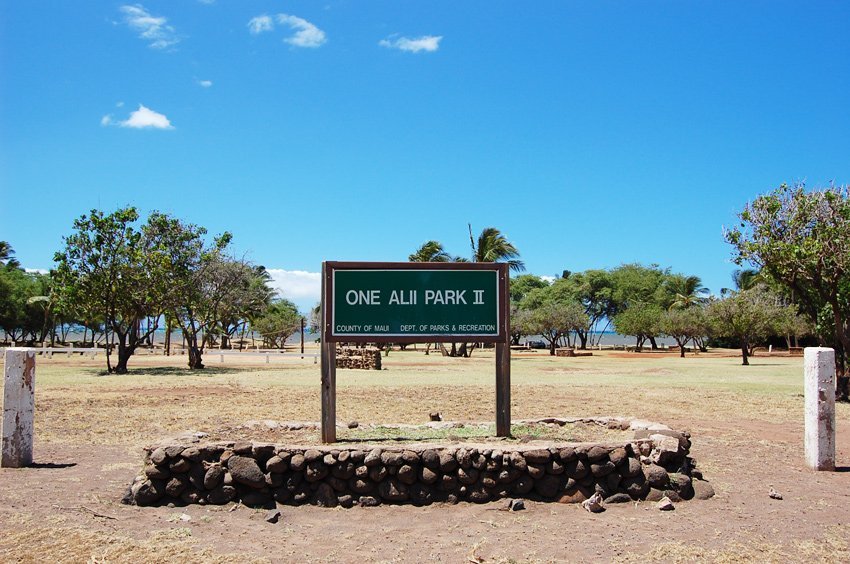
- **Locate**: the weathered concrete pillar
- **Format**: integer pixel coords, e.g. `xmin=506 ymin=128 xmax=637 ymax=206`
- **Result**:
xmin=2 ymin=348 xmax=36 ymax=467
xmin=804 ymin=347 xmax=835 ymax=471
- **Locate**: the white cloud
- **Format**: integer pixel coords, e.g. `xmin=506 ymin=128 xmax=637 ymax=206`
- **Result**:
xmin=100 ymin=115 xmax=113 ymax=126
xmin=248 ymin=13 xmax=326 ymax=47
xmin=198 ymin=79 xmax=213 ymax=88
xmin=540 ymin=275 xmax=557 ymax=284
xmin=379 ymin=35 xmax=442 ymax=53
xmin=120 ymin=4 xmax=180 ymax=50
xmin=116 ymin=101 xmax=125 ymax=107
xmin=277 ymin=14 xmax=326 ymax=48
xmin=266 ymin=270 xmax=321 ymax=310
xmin=119 ymin=104 xmax=174 ymax=129
xmin=248 ymin=15 xmax=274 ymax=34
xmin=25 ymin=268 xmax=48 ymax=275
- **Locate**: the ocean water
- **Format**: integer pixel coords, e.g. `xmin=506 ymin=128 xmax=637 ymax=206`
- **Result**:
xmin=24 ymin=329 xmax=674 ymax=348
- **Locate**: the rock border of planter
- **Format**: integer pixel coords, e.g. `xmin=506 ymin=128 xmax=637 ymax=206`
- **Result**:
xmin=124 ymin=417 xmax=714 ymax=508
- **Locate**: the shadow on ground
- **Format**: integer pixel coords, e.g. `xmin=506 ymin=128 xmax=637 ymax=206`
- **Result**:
xmin=96 ymin=366 xmax=242 ymax=377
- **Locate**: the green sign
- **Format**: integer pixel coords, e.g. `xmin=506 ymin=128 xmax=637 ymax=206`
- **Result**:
xmin=325 ymin=263 xmax=505 ymax=341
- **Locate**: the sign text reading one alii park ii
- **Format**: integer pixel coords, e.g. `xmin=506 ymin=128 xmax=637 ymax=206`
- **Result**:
xmin=322 ymin=262 xmax=509 ymax=343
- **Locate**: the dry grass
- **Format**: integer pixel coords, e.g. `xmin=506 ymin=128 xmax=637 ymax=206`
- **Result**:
xmin=0 ymin=514 xmax=267 ymax=564
xmin=28 ymin=349 xmax=823 ymax=447
xmin=4 ymin=348 xmax=849 ymax=563
xmin=618 ymin=525 xmax=849 ymax=563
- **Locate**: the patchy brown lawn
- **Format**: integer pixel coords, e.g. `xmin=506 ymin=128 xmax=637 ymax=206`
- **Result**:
xmin=1 ymin=349 xmax=848 ymax=562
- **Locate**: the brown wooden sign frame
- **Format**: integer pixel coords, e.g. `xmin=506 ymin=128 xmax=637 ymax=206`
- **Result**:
xmin=320 ymin=261 xmax=511 ymax=442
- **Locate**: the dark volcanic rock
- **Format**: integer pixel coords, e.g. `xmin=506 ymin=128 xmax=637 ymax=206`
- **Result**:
xmin=133 ymin=479 xmax=166 ymax=505
xmin=439 ymin=451 xmax=458 ymax=472
xmin=227 ymin=456 xmax=266 ymax=489
xmin=165 ymin=475 xmax=188 ymax=498
xmin=144 ymin=464 xmax=170 ymax=480
xmin=378 ymin=479 xmax=409 ymax=502
xmin=420 ymin=467 xmax=439 ymax=484
xmin=608 ymin=447 xmax=628 ymax=466
xmin=692 ymin=480 xmax=715 ymax=500
xmin=590 ymin=461 xmax=616 ymax=477
xmin=621 ymin=457 xmax=642 ymax=478
xmin=512 ymin=477 xmax=534 ymax=495
xmin=533 ymin=475 xmax=561 ymax=498
xmin=313 ymin=483 xmax=338 ymax=507
xmin=265 ymin=455 xmax=288 ymax=473
xmin=524 ymin=449 xmax=551 ymax=464
xmin=604 ymin=493 xmax=633 ymax=504
xmin=643 ymin=464 xmax=669 ymax=489
xmin=421 ymin=449 xmax=439 ymax=469
xmin=587 ymin=445 xmax=608 ymax=462
xmin=207 ymin=484 xmax=237 ymax=505
xmin=398 ymin=465 xmax=417 ymax=485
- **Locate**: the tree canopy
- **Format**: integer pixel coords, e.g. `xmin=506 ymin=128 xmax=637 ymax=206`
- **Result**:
xmin=726 ymin=182 xmax=850 ymax=394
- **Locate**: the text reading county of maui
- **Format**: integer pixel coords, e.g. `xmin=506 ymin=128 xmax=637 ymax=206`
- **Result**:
xmin=344 ymin=289 xmax=486 ymax=306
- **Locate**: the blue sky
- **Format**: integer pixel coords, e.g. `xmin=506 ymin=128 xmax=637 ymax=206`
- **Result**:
xmin=2 ymin=1 xmax=849 ymax=313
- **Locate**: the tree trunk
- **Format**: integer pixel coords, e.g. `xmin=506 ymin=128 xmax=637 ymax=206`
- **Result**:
xmin=188 ymin=345 xmax=205 ymax=369
xmin=740 ymin=338 xmax=749 ymax=366
xmin=549 ymin=341 xmax=556 ymax=356
xmin=635 ymin=336 xmax=643 ymax=352
xmin=115 ymin=340 xmax=133 ymax=374
xmin=105 ymin=324 xmax=113 ymax=373
xmin=648 ymin=336 xmax=659 ymax=350
xmin=577 ymin=331 xmax=587 ymax=350
xmin=678 ymin=339 xmax=686 ymax=358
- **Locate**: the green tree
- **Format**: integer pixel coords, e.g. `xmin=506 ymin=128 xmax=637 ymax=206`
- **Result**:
xmin=216 ymin=264 xmax=276 ymax=349
xmin=410 ymin=226 xmax=524 ymax=357
xmin=551 ymin=270 xmax=614 ymax=349
xmin=523 ymin=300 xmax=589 ymax=355
xmin=408 ymin=241 xmax=454 ymax=262
xmin=469 ymin=225 xmax=524 ymax=272
xmin=665 ymin=274 xmax=709 ymax=310
xmin=510 ymin=274 xmax=549 ymax=303
xmin=509 ymin=304 xmax=535 ymax=346
xmin=0 ymin=241 xmax=20 ymax=269
xmin=612 ymin=303 xmax=664 ymax=352
xmin=660 ymin=307 xmax=708 ymax=358
xmin=705 ymin=287 xmax=786 ymax=365
xmin=520 ymin=285 xmax=590 ymax=353
xmin=147 ymin=212 xmax=236 ymax=370
xmin=726 ymin=182 xmax=850 ymax=395
xmin=251 ymin=299 xmax=302 ymax=348
xmin=53 ymin=207 xmax=170 ymax=373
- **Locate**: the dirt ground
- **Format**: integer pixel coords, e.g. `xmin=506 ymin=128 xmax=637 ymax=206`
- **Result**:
xmin=0 ymin=349 xmax=848 ymax=563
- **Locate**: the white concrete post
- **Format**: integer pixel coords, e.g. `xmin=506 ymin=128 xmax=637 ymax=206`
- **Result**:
xmin=804 ymin=347 xmax=835 ymax=471
xmin=2 ymin=348 xmax=36 ymax=467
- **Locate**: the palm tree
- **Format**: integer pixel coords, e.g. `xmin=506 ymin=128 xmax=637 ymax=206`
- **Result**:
xmin=468 ymin=225 xmax=525 ymax=272
xmin=667 ymin=274 xmax=709 ymax=309
xmin=732 ymin=268 xmax=761 ymax=291
xmin=720 ymin=269 xmax=762 ymax=297
xmin=0 ymin=241 xmax=20 ymax=269
xmin=408 ymin=241 xmax=454 ymax=262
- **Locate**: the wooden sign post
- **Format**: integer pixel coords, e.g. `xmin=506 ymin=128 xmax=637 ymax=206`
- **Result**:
xmin=320 ymin=261 xmax=511 ymax=443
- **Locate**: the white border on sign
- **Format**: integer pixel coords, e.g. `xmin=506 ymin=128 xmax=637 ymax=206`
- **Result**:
xmin=331 ymin=269 xmax=500 ymax=338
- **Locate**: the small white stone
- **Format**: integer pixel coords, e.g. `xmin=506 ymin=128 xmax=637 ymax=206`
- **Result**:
xmin=656 ymin=496 xmax=675 ymax=511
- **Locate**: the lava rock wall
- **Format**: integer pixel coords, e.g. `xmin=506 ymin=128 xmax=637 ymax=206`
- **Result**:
xmin=126 ymin=434 xmax=712 ymax=508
